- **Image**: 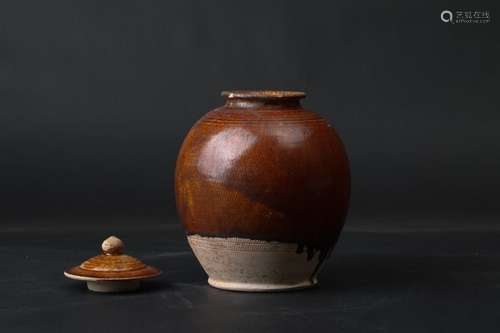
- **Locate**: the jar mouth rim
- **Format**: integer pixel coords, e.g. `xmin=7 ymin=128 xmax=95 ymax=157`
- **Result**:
xmin=221 ymin=90 xmax=306 ymax=99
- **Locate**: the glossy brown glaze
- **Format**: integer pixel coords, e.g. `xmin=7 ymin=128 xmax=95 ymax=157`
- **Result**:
xmin=175 ymin=91 xmax=350 ymax=257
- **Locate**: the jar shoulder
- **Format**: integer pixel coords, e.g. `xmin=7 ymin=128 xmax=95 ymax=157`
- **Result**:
xmin=200 ymin=105 xmax=326 ymax=124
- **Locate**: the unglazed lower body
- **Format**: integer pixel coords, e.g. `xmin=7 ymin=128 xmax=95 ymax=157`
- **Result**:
xmin=187 ymin=235 xmax=327 ymax=292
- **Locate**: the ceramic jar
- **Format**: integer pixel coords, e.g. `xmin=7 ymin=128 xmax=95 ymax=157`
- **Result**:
xmin=175 ymin=91 xmax=350 ymax=291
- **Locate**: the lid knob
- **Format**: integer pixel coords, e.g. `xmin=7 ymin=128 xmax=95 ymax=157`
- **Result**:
xmin=101 ymin=236 xmax=124 ymax=255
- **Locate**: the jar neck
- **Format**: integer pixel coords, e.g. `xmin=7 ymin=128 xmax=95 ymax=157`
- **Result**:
xmin=224 ymin=97 xmax=303 ymax=109
xmin=221 ymin=90 xmax=306 ymax=110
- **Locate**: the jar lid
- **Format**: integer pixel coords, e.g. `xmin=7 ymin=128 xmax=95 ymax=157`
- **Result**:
xmin=64 ymin=236 xmax=161 ymax=292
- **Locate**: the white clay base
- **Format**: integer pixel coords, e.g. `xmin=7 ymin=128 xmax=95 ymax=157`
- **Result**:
xmin=207 ymin=277 xmax=317 ymax=292
xmin=86 ymin=280 xmax=140 ymax=293
xmin=187 ymin=235 xmax=323 ymax=292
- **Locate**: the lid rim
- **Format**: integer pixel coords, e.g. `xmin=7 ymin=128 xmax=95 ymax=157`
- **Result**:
xmin=64 ymin=266 xmax=161 ymax=281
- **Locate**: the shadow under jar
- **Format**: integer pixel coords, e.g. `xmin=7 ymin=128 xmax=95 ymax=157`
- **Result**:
xmin=175 ymin=90 xmax=350 ymax=292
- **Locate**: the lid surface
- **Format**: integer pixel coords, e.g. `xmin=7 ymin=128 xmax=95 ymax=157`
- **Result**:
xmin=64 ymin=236 xmax=161 ymax=281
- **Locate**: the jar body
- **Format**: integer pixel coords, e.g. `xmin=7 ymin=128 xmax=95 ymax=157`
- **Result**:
xmin=175 ymin=91 xmax=350 ymax=291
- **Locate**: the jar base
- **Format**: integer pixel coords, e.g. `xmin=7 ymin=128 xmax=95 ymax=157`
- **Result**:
xmin=188 ymin=235 xmax=327 ymax=292
xmin=208 ymin=277 xmax=318 ymax=292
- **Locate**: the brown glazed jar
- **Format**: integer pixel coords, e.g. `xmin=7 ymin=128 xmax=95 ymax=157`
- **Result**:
xmin=175 ymin=90 xmax=350 ymax=292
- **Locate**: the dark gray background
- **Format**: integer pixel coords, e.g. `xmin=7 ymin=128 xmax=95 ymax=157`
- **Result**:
xmin=1 ymin=0 xmax=499 ymax=225
xmin=1 ymin=1 xmax=500 ymax=332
